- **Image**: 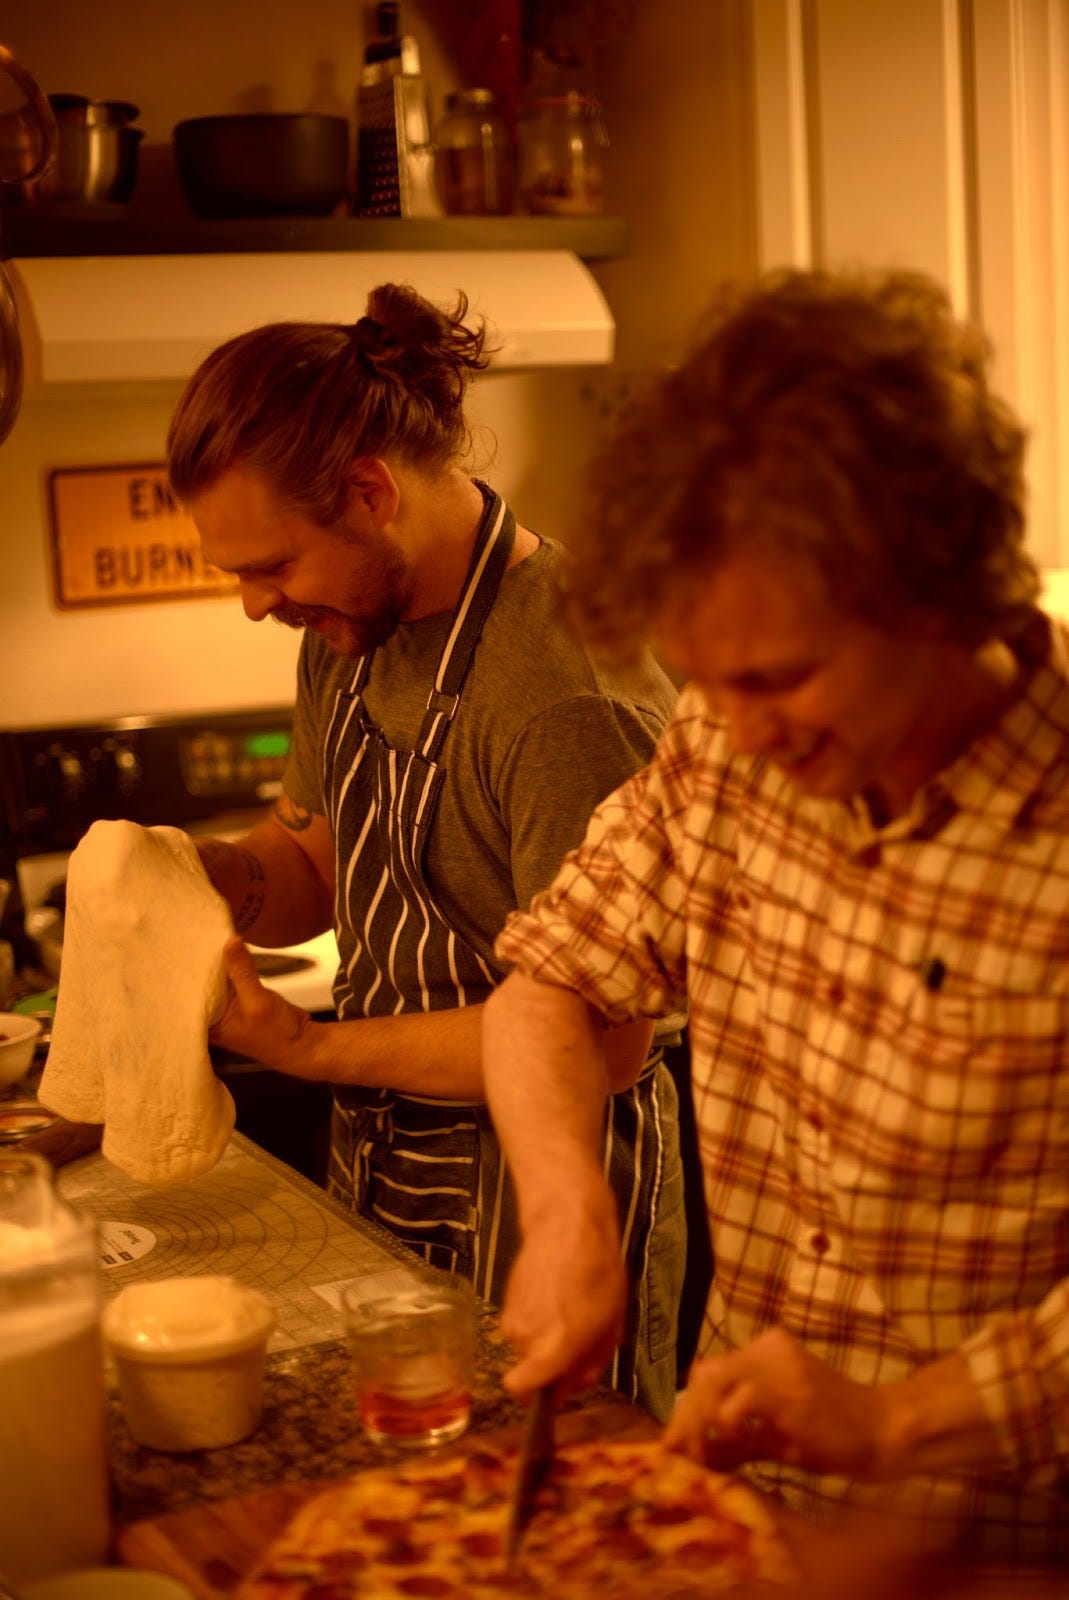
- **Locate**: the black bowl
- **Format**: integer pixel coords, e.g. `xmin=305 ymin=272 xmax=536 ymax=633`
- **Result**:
xmin=173 ymin=113 xmax=350 ymax=219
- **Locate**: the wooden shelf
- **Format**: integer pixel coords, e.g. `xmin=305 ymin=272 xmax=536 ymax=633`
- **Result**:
xmin=0 ymin=210 xmax=629 ymax=260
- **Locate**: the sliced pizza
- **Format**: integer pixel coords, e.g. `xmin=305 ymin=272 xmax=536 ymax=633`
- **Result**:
xmin=237 ymin=1438 xmax=798 ymax=1599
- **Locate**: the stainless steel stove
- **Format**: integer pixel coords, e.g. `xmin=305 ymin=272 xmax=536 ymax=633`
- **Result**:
xmin=0 ymin=706 xmax=337 ymax=1014
xmin=0 ymin=708 xmax=338 ymax=1181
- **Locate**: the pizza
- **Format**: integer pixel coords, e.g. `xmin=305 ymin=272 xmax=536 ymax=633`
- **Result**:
xmin=236 ymin=1437 xmax=798 ymax=1599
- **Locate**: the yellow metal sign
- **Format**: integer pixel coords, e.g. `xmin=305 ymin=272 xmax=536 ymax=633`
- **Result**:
xmin=47 ymin=462 xmax=239 ymax=609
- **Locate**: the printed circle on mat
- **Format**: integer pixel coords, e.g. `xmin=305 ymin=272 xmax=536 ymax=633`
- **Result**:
xmin=98 ymin=1220 xmax=157 ymax=1268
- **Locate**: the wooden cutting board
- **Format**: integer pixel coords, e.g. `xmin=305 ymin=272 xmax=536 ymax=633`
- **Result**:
xmin=117 ymin=1399 xmax=658 ymax=1599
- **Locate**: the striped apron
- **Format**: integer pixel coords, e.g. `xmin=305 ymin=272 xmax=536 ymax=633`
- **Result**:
xmin=323 ymin=487 xmax=685 ymax=1413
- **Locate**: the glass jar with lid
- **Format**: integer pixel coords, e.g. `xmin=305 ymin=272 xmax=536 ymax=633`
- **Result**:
xmin=517 ymin=87 xmax=608 ymax=216
xmin=434 ymin=88 xmax=515 ymax=217
xmin=0 ymin=1152 xmax=110 ymax=1585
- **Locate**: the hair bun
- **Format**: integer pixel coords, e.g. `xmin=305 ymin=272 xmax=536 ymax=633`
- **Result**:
xmin=352 ymin=315 xmax=385 ymax=348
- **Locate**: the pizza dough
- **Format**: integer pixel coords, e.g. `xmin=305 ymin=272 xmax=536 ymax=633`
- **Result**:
xmin=38 ymin=819 xmax=237 ymax=1186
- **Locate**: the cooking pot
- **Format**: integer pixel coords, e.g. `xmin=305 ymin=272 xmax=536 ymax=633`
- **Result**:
xmin=33 ymin=120 xmax=143 ymax=202
xmin=173 ymin=112 xmax=350 ymax=218
xmin=47 ymin=93 xmax=140 ymax=127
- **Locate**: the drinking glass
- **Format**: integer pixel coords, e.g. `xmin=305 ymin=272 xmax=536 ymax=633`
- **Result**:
xmin=341 ymin=1268 xmax=475 ymax=1448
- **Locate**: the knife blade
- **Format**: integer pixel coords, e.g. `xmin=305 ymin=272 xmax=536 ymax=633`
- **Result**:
xmin=503 ymin=1384 xmax=555 ymax=1568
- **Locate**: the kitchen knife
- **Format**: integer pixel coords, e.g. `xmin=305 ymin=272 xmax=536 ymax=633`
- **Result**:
xmin=503 ymin=1384 xmax=555 ymax=1568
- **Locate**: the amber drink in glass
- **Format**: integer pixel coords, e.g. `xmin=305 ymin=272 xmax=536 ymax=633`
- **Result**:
xmin=341 ymin=1270 xmax=475 ymax=1448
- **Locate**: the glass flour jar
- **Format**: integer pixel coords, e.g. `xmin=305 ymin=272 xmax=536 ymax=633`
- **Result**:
xmin=0 ymin=1153 xmax=110 ymax=1586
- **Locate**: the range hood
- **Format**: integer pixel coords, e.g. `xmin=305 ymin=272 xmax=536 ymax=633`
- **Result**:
xmin=6 ymin=249 xmax=615 ymax=384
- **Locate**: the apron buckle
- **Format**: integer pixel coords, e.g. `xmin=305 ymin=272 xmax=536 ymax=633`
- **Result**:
xmin=426 ymin=688 xmax=461 ymax=719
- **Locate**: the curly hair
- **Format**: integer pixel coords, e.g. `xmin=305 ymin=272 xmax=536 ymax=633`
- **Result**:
xmin=569 ymin=268 xmax=1038 ymax=654
xmin=167 ymin=283 xmax=491 ymax=523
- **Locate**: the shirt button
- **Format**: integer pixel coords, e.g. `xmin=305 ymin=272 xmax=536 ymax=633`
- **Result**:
xmin=826 ymin=981 xmax=845 ymax=1006
xmin=811 ymin=1231 xmax=830 ymax=1255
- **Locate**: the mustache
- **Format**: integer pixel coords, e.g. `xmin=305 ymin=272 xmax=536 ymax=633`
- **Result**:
xmin=270 ymin=602 xmax=334 ymax=630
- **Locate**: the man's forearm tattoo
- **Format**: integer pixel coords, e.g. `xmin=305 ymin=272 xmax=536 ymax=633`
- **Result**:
xmin=234 ymin=849 xmax=267 ymax=932
xmin=275 ymin=800 xmax=313 ymax=834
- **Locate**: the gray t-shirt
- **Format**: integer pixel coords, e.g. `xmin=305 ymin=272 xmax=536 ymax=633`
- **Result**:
xmin=286 ymin=536 xmax=678 ymax=977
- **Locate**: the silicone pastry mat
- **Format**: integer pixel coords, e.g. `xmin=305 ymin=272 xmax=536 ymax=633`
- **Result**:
xmin=57 ymin=1133 xmax=418 ymax=1352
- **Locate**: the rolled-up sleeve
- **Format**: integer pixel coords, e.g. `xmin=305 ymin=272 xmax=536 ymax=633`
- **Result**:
xmin=495 ymin=692 xmax=710 ymax=1025
xmin=962 ymin=1281 xmax=1069 ymax=1488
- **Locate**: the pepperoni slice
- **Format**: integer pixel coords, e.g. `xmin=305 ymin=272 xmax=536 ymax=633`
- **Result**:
xmin=591 ymin=1528 xmax=652 ymax=1562
xmin=674 ymin=1536 xmax=746 ymax=1563
xmin=591 ymin=1479 xmax=632 ymax=1508
xmin=457 ymin=1530 xmax=500 ymax=1559
xmin=423 ymin=1474 xmax=468 ymax=1502
xmin=363 ymin=1517 xmax=412 ymax=1539
xmin=643 ymin=1503 xmax=695 ymax=1526
xmin=394 ymin=1575 xmax=461 ymax=1597
xmin=466 ymin=1448 xmax=507 ymax=1473
xmin=380 ymin=1538 xmax=423 ymax=1566
xmin=492 ymin=1570 xmax=543 ymax=1594
xmin=319 ymin=1549 xmax=368 ymax=1576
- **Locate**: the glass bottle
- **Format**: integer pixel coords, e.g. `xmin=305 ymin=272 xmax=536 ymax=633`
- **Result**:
xmin=0 ymin=1152 xmax=110 ymax=1586
xmin=434 ymin=88 xmax=516 ymax=217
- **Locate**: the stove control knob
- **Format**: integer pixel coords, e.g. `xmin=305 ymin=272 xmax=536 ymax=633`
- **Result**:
xmin=48 ymin=744 xmax=86 ymax=803
xmin=108 ymin=741 xmax=142 ymax=795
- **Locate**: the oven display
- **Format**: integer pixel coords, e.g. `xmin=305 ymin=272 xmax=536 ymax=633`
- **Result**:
xmin=1 ymin=708 xmax=298 ymax=851
xmin=180 ymin=727 xmax=290 ymax=797
xmin=244 ymin=731 xmax=290 ymax=760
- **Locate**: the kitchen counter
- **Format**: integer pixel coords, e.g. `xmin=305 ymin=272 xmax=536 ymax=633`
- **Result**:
xmin=107 ymin=1319 xmax=629 ymax=1532
xmin=108 ymin=1310 xmax=540 ymax=1526
xmin=53 ymin=1133 xmax=642 ymax=1530
xmin=51 ymin=1140 xmax=1066 ymax=1600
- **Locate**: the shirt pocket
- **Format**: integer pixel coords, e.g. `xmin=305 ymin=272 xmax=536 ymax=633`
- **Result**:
xmin=839 ymin=991 xmax=1069 ymax=1198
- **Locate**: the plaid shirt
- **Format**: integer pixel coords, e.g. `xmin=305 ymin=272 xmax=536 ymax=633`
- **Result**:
xmin=496 ymin=612 xmax=1069 ymax=1556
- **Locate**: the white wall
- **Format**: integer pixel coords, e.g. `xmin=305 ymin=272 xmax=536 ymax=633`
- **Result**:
xmin=0 ymin=364 xmax=601 ymax=728
xmin=0 ymin=383 xmax=302 ymax=728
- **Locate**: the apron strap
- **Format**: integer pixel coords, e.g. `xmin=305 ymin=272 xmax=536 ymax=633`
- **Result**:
xmin=341 ymin=485 xmax=516 ymax=761
xmin=417 ymin=487 xmax=515 ymax=762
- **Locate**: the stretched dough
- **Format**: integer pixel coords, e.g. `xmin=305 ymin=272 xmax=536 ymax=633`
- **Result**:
xmin=39 ymin=819 xmax=236 ymax=1186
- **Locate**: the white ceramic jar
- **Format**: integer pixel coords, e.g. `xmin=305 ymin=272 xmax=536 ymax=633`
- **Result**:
xmin=103 ymin=1274 xmax=276 ymax=1452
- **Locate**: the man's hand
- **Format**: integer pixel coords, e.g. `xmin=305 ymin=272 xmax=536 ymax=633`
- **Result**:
xmin=500 ymin=1183 xmax=628 ymax=1403
xmin=665 ymin=1327 xmax=893 ymax=1478
xmin=209 ymin=934 xmax=317 ymax=1076
xmin=664 ymin=1327 xmax=1001 ymax=1482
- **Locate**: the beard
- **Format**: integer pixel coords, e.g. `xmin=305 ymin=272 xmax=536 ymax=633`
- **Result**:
xmin=270 ymin=532 xmax=416 ymax=658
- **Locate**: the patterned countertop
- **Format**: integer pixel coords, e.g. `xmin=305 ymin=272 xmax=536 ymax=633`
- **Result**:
xmin=109 ymin=1307 xmax=537 ymax=1525
xmin=83 ymin=1138 xmax=630 ymax=1529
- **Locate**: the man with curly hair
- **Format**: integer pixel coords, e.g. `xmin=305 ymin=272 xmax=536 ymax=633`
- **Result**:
xmin=484 ymin=269 xmax=1069 ymax=1555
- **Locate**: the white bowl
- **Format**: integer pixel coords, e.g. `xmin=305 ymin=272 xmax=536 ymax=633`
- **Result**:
xmin=0 ymin=1012 xmax=41 ymax=1085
